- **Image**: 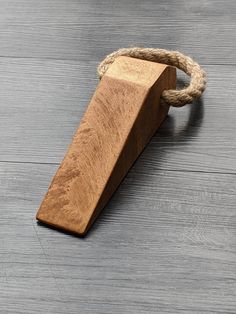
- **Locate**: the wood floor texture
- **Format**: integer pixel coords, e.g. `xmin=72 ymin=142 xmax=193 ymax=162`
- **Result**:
xmin=0 ymin=1 xmax=235 ymax=313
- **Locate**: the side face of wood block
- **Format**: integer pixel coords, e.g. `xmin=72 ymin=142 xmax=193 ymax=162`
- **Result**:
xmin=36 ymin=56 xmax=176 ymax=235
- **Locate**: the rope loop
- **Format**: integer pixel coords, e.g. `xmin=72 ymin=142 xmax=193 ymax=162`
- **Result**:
xmin=97 ymin=47 xmax=206 ymax=107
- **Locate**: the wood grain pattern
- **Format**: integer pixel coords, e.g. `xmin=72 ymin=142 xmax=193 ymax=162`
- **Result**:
xmin=0 ymin=0 xmax=235 ymax=64
xmin=0 ymin=60 xmax=235 ymax=173
xmin=36 ymin=57 xmax=176 ymax=235
xmin=1 ymin=162 xmax=235 ymax=313
xmin=0 ymin=0 xmax=236 ymax=313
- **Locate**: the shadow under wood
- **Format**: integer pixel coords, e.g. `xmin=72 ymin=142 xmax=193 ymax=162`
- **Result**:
xmin=37 ymin=220 xmax=87 ymax=239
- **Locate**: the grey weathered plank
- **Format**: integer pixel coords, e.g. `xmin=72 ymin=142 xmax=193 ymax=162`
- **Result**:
xmin=0 ymin=0 xmax=235 ymax=64
xmin=0 ymin=161 xmax=235 ymax=313
xmin=0 ymin=58 xmax=236 ymax=173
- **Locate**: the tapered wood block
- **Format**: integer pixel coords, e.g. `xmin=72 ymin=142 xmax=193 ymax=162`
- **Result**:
xmin=36 ymin=56 xmax=176 ymax=235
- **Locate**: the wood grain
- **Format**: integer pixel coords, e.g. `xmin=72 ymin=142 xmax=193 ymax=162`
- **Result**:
xmin=0 ymin=0 xmax=236 ymax=313
xmin=36 ymin=57 xmax=176 ymax=235
xmin=0 ymin=0 xmax=235 ymax=64
xmin=0 ymin=60 xmax=236 ymax=173
xmin=0 ymin=161 xmax=235 ymax=313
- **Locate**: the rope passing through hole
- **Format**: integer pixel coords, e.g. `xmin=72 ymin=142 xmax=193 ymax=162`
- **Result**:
xmin=97 ymin=47 xmax=206 ymax=107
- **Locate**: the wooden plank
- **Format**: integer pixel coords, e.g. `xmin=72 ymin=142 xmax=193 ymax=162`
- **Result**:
xmin=0 ymin=161 xmax=235 ymax=313
xmin=0 ymin=0 xmax=235 ymax=64
xmin=36 ymin=56 xmax=176 ymax=235
xmin=0 ymin=59 xmax=235 ymax=174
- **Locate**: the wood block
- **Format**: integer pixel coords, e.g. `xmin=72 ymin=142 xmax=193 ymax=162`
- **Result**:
xmin=36 ymin=56 xmax=176 ymax=235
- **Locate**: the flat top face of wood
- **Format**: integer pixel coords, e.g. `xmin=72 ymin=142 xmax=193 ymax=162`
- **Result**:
xmin=105 ymin=56 xmax=168 ymax=87
xmin=37 ymin=75 xmax=148 ymax=233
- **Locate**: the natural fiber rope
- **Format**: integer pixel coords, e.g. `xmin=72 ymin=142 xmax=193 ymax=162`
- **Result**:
xmin=97 ymin=47 xmax=206 ymax=107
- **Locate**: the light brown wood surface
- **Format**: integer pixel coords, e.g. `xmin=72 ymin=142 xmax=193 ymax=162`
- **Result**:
xmin=36 ymin=56 xmax=176 ymax=235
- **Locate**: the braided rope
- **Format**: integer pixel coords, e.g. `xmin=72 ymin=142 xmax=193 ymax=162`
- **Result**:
xmin=97 ymin=47 xmax=206 ymax=107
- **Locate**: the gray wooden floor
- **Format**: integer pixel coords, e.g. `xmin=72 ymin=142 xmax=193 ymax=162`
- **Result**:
xmin=0 ymin=1 xmax=236 ymax=313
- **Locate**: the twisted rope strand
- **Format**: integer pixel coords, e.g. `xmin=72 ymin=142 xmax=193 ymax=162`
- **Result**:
xmin=97 ymin=47 xmax=206 ymax=107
